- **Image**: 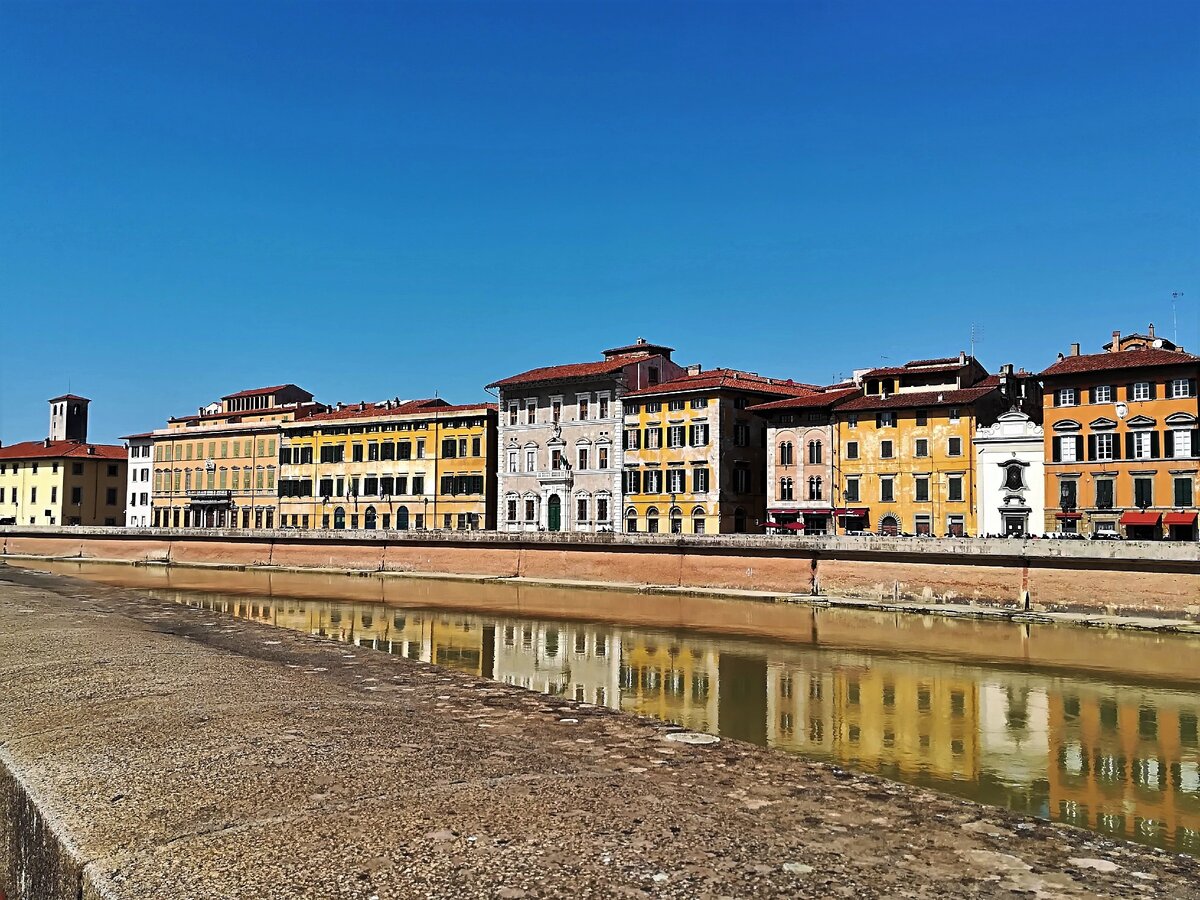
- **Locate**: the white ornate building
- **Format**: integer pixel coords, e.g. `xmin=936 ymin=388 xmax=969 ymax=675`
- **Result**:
xmin=973 ymin=409 xmax=1045 ymax=537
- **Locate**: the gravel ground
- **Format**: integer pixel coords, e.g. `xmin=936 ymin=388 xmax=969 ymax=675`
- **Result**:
xmin=0 ymin=564 xmax=1196 ymax=900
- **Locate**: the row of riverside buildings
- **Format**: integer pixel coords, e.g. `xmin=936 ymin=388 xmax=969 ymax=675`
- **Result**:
xmin=1 ymin=325 xmax=1197 ymax=541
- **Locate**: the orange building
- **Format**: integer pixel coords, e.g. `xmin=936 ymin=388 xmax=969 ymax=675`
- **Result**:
xmin=1040 ymin=327 xmax=1199 ymax=540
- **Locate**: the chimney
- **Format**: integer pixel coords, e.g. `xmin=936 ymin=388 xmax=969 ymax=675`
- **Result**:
xmin=87 ymin=446 xmax=95 ymax=455
xmin=1069 ymin=343 xmax=1080 ymax=356
xmin=1057 ymin=352 xmax=1064 ymax=361
xmin=1001 ymin=363 xmax=1014 ymax=375
xmin=959 ymin=351 xmax=966 ymax=365
xmin=1148 ymin=322 xmax=1155 ymax=338
xmin=1111 ymin=330 xmax=1120 ymax=352
xmin=686 ymin=363 xmax=702 ymax=376
xmin=43 ymin=437 xmax=51 ymax=448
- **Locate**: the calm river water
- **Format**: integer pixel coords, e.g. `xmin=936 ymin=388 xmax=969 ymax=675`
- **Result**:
xmin=26 ymin=560 xmax=1200 ymax=854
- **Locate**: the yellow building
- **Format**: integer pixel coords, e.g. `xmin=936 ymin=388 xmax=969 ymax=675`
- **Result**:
xmin=277 ymin=398 xmax=497 ymax=531
xmin=833 ymin=355 xmax=1034 ymax=536
xmin=152 ymin=384 xmax=326 ymax=529
xmin=0 ymin=395 xmax=126 ymax=526
xmin=621 ymin=367 xmax=814 ymax=534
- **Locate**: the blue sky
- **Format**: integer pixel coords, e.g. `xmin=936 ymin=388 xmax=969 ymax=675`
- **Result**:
xmin=1 ymin=0 xmax=1196 ymax=443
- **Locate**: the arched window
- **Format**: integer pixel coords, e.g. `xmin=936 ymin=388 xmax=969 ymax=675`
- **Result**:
xmin=779 ymin=441 xmax=794 ymax=466
xmin=646 ymin=506 xmax=660 ymax=534
xmin=733 ymin=507 xmax=747 ymax=533
xmin=625 ymin=507 xmax=639 ymax=533
xmin=808 ymin=477 xmax=823 ymax=500
xmin=691 ymin=507 xmax=706 ymax=535
xmin=669 ymin=506 xmax=682 ymax=534
xmin=333 ymin=507 xmax=346 ymax=529
xmin=397 ymin=505 xmax=410 ymax=529
xmin=780 ymin=477 xmax=794 ymax=501
xmin=808 ymin=440 xmax=823 ymax=464
xmin=364 ymin=506 xmax=377 ymax=529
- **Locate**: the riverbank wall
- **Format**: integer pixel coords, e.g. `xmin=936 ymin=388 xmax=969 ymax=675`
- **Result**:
xmin=3 ymin=525 xmax=1199 ymax=620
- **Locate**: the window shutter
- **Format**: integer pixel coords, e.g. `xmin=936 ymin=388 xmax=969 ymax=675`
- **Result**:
xmin=687 ymin=425 xmax=695 ymax=446
xmin=1087 ymin=435 xmax=1096 ymax=461
xmin=1193 ymin=429 xmax=1200 ymax=458
xmin=1164 ymin=431 xmax=1174 ymax=459
xmin=1188 ymin=378 xmax=1197 ymax=398
xmin=1111 ymin=435 xmax=1121 ymax=460
xmin=1125 ymin=432 xmax=1135 ymax=459
xmin=1052 ymin=437 xmax=1061 ymax=462
xmin=1075 ymin=436 xmax=1084 ymax=460
xmin=1125 ymin=383 xmax=1135 ymax=401
xmin=1150 ymin=431 xmax=1160 ymax=459
xmin=1052 ymin=392 xmax=1060 ymax=408
xmin=656 ymin=427 xmax=664 ymax=448
xmin=1087 ymin=387 xmax=1095 ymax=404
xmin=1148 ymin=381 xmax=1157 ymax=400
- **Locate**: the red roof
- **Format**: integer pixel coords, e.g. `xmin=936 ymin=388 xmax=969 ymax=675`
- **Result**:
xmin=169 ymin=402 xmax=327 ymax=423
xmin=835 ymin=381 xmax=999 ymax=413
xmin=120 ymin=432 xmax=155 ymax=441
xmin=0 ymin=440 xmax=125 ymax=461
xmin=747 ymin=387 xmax=860 ymax=413
xmin=603 ymin=340 xmax=674 ymax=357
xmin=905 ymin=356 xmax=961 ymax=367
xmin=220 ymin=384 xmax=310 ymax=400
xmin=487 ymin=358 xmax=631 ymax=389
xmin=1040 ymin=348 xmax=1199 ymax=378
xmin=301 ymin=398 xmax=495 ymax=424
xmin=48 ymin=393 xmax=89 ymax=402
xmin=624 ymin=368 xmax=816 ymax=400
xmin=861 ymin=362 xmax=966 ymax=378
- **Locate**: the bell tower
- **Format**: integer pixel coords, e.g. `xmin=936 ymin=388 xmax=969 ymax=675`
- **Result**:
xmin=49 ymin=394 xmax=89 ymax=442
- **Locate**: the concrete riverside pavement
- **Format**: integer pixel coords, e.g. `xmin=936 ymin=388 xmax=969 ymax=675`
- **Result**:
xmin=1 ymin=565 xmax=1197 ymax=899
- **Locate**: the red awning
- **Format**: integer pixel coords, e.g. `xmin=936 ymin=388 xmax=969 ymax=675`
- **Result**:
xmin=1120 ymin=511 xmax=1162 ymax=526
xmin=767 ymin=508 xmax=796 ymax=515
xmin=780 ymin=521 xmax=806 ymax=531
xmin=1055 ymin=512 xmax=1082 ymax=520
xmin=1164 ymin=512 xmax=1198 ymax=526
xmin=834 ymin=508 xmax=869 ymax=517
xmin=802 ymin=510 xmax=831 ymax=518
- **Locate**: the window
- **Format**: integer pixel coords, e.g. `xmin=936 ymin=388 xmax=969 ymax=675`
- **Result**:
xmin=644 ymin=469 xmax=663 ymax=493
xmin=733 ymin=466 xmax=751 ymax=493
xmin=948 ymin=407 xmax=960 ymax=423
xmin=598 ymin=395 xmax=610 ymax=418
xmin=667 ymin=425 xmax=685 ymax=448
xmin=1134 ymin=476 xmax=1153 ymax=508
xmin=880 ymin=440 xmax=893 ymax=459
xmin=1094 ymin=385 xmax=1113 ymax=403
xmin=668 ymin=399 xmax=685 ymax=412
xmin=690 ymin=397 xmax=708 ymax=409
xmin=525 ymin=499 xmax=536 ymax=521
xmin=947 ymin=514 xmax=965 ymax=537
xmin=915 ymin=438 xmax=928 ymax=458
xmin=692 ymin=468 xmax=709 ymax=492
xmin=645 ymin=428 xmax=662 ymax=450
xmin=551 ymin=399 xmax=562 ymax=423
xmin=577 ymin=447 xmax=589 ymax=470
xmin=624 ymin=430 xmax=641 ymax=451
xmin=526 ymin=449 xmax=536 ymax=472
xmin=846 ymin=413 xmax=858 ymax=428
xmin=524 ymin=400 xmax=537 ymax=424
xmin=689 ymin=423 xmax=709 ymax=446
xmin=415 ymin=439 xmax=425 ymax=459
xmin=597 ymin=446 xmax=609 ymax=469
xmin=947 ymin=475 xmax=963 ymax=502
xmin=578 ymin=396 xmax=590 ymax=420
xmin=596 ymin=497 xmax=609 ymax=521
xmin=551 ymin=449 xmax=564 ymax=471
xmin=779 ymin=477 xmax=794 ymax=501
xmin=645 ymin=401 xmax=661 ymax=414
xmin=1095 ymin=432 xmax=1115 ymax=461
xmin=1132 ymin=431 xmax=1153 ymax=460
xmin=915 ymin=476 xmax=930 ymax=502
xmin=1057 ymin=388 xmax=1076 ymax=407
xmin=1059 ymin=478 xmax=1078 ymax=510
xmin=844 ymin=477 xmax=860 ymax=503
xmin=624 ymin=469 xmax=641 ymax=494
xmin=508 ymin=403 xmax=518 ymax=425
xmin=880 ymin=477 xmax=894 ymax=503
xmin=71 ymin=486 xmax=81 ymax=504
xmin=915 ymin=410 xmax=928 ymax=426
xmin=733 ymin=423 xmax=750 ymax=446
xmin=1171 ymin=378 xmax=1194 ymax=398
xmin=577 ymin=497 xmax=589 ymax=522
xmin=442 ymin=438 xmax=457 ymax=458
xmin=845 ymin=441 xmax=859 ymax=460
xmin=807 ymin=476 xmax=823 ymax=500
xmin=1095 ymin=479 xmax=1114 ymax=509
xmin=877 ymin=412 xmax=895 ymax=427
xmin=648 ymin=367 xmax=660 ymax=386
xmin=1173 ymin=429 xmax=1192 ymax=458
xmin=1132 ymin=382 xmax=1151 ymax=402
xmin=625 ymin=507 xmax=638 ymax=533
xmin=778 ymin=442 xmax=794 ymax=466
xmin=1004 ymin=464 xmax=1024 ymax=491
xmin=807 ymin=441 xmax=823 ymax=464
xmin=948 ymin=437 xmax=962 ymax=457
xmin=508 ymin=451 xmax=518 ymax=473
xmin=691 ymin=508 xmax=706 ymax=533
xmin=1060 ymin=436 xmax=1078 ymax=462
xmin=1175 ymin=477 xmax=1194 ymax=508
xmin=666 ymin=469 xmax=686 ymax=493
xmin=914 ymin=514 xmax=932 ymax=536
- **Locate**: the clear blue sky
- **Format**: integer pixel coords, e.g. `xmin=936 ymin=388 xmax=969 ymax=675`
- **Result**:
xmin=2 ymin=0 xmax=1197 ymax=444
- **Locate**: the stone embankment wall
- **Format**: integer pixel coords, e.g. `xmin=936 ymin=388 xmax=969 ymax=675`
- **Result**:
xmin=2 ymin=526 xmax=1198 ymax=619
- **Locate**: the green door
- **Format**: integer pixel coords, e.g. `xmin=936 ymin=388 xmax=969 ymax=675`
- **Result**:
xmin=547 ymin=494 xmax=561 ymax=532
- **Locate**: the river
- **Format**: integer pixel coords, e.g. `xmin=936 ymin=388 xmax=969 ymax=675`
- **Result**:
xmin=21 ymin=560 xmax=1200 ymax=854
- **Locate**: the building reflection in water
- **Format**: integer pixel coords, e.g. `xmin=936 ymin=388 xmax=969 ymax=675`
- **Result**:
xmin=160 ymin=588 xmax=1199 ymax=854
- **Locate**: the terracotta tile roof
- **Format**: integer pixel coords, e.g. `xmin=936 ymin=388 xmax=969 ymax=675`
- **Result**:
xmin=120 ymin=432 xmax=155 ymax=441
xmin=1039 ymin=347 xmax=1200 ymax=378
xmin=625 ymin=368 xmax=816 ymax=400
xmin=747 ymin=387 xmax=860 ymax=412
xmin=220 ymin=384 xmax=310 ymax=400
xmin=0 ymin=440 xmax=126 ymax=461
xmin=169 ymin=402 xmax=327 ymax=424
xmin=905 ymin=356 xmax=961 ymax=367
xmin=603 ymin=340 xmax=675 ymax=357
xmin=300 ymin=398 xmax=495 ymax=424
xmin=861 ymin=362 xmax=965 ymax=378
xmin=835 ymin=382 xmax=999 ymax=413
xmin=48 ymin=393 xmax=90 ymax=402
xmin=487 ymin=359 xmax=630 ymax=389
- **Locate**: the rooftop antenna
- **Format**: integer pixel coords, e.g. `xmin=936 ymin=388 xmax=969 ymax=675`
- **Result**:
xmin=1172 ymin=291 xmax=1183 ymax=344
xmin=970 ymin=323 xmax=984 ymax=360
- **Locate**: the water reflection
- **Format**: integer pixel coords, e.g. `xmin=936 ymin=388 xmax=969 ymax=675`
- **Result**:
xmin=158 ymin=588 xmax=1200 ymax=854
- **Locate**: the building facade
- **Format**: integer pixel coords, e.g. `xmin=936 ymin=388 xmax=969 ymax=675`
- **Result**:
xmin=752 ymin=387 xmax=859 ymax=535
xmin=1040 ymin=327 xmax=1199 ymax=540
xmin=0 ymin=396 xmax=126 ymax=526
xmin=488 ymin=339 xmax=685 ymax=532
xmin=621 ymin=367 xmax=814 ymax=535
xmin=277 ymin=398 xmax=497 ymax=531
xmin=151 ymin=384 xmax=326 ymax=529
xmin=973 ymin=410 xmax=1045 ymax=537
xmin=123 ymin=433 xmax=154 ymax=527
xmin=831 ymin=355 xmax=1035 ymax=536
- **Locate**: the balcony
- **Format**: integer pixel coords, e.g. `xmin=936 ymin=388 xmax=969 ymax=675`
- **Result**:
xmin=188 ymin=490 xmax=234 ymax=505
